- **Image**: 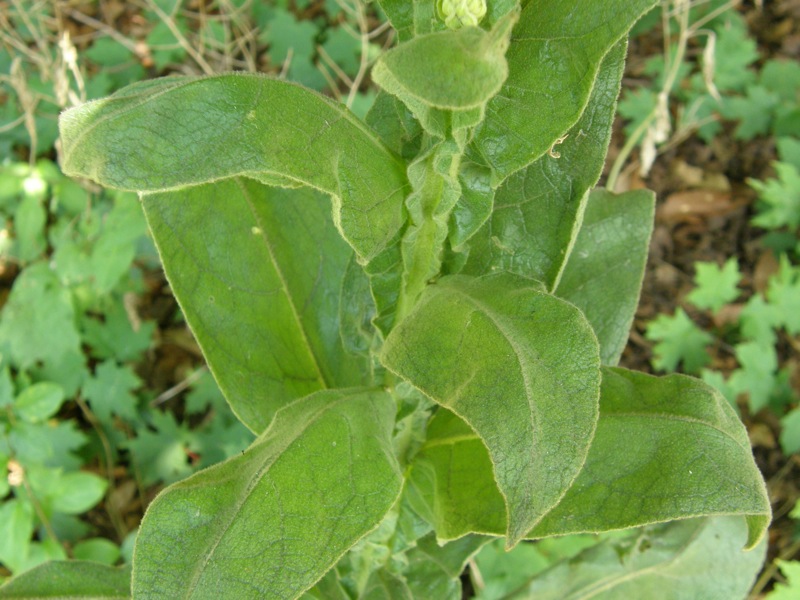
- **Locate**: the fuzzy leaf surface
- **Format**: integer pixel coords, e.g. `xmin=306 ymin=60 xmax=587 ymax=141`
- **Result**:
xmin=382 ymin=273 xmax=601 ymax=545
xmin=0 ymin=561 xmax=131 ymax=599
xmin=554 ymin=188 xmax=655 ymax=366
xmin=460 ymin=40 xmax=627 ymax=285
xmin=410 ymin=369 xmax=770 ymax=549
xmin=132 ymin=389 xmax=402 ymax=599
xmin=471 ymin=0 xmax=658 ymax=182
xmin=59 ymin=74 xmax=408 ymax=261
xmin=521 ymin=517 xmax=765 ymax=600
xmin=142 ymin=180 xmax=372 ymax=432
xmin=372 ymin=21 xmax=512 ymax=111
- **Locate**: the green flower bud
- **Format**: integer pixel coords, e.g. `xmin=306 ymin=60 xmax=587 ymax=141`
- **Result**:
xmin=438 ymin=0 xmax=488 ymax=30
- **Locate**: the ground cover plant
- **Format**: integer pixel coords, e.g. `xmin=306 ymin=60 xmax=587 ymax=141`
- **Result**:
xmin=0 ymin=0 xmax=775 ymax=597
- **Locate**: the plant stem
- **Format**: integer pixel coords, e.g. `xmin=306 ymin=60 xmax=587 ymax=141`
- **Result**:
xmin=606 ymin=0 xmax=691 ymax=190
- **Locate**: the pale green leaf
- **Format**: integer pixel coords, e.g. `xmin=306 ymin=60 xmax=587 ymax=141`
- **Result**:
xmin=359 ymin=570 xmax=412 ymax=600
xmin=12 ymin=194 xmax=47 ymax=263
xmin=751 ymin=162 xmax=800 ymax=230
xmin=471 ymin=0 xmax=658 ymax=181
xmin=459 ymin=41 xmax=628 ymax=286
xmin=409 ymin=369 xmax=770 ymax=550
xmin=142 ymin=180 xmax=374 ymax=433
xmin=645 ymin=308 xmax=713 ymax=374
xmin=779 ymin=407 xmax=800 ymax=455
xmin=521 ymin=517 xmax=765 ymax=600
xmin=81 ymin=360 xmax=141 ymax=425
xmin=0 ymin=561 xmax=130 ymax=599
xmin=132 ymin=389 xmax=402 ymax=599
xmin=300 ymin=569 xmax=350 ymax=600
xmin=767 ymin=560 xmax=800 ymax=600
xmin=729 ymin=342 xmax=778 ymax=412
xmin=554 ymin=188 xmax=655 ymax=366
xmin=73 ymin=538 xmax=122 ymax=565
xmin=59 ymin=74 xmax=408 ymax=261
xmin=767 ymin=255 xmax=800 ymax=335
xmin=51 ymin=471 xmax=108 ymax=514
xmin=382 ymin=273 xmax=601 ymax=545
xmin=14 ymin=382 xmax=65 ymax=423
xmin=0 ymin=500 xmax=34 ymax=574
xmin=687 ymin=259 xmax=742 ymax=312
xmin=404 ymin=534 xmax=488 ymax=600
xmin=0 ymin=263 xmax=81 ymax=371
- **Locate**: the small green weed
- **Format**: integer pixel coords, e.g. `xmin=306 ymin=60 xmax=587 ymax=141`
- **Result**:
xmin=0 ymin=161 xmax=254 ymax=579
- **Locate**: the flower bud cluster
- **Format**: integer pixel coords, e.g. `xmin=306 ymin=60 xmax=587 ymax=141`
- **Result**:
xmin=438 ymin=0 xmax=488 ymax=29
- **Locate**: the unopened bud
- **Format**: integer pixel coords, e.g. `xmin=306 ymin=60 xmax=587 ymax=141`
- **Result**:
xmin=438 ymin=0 xmax=488 ymax=29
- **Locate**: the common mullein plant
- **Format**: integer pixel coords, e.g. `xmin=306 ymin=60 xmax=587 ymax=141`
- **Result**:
xmin=0 ymin=0 xmax=770 ymax=598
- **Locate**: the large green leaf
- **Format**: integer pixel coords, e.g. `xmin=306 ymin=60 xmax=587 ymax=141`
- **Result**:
xmin=459 ymin=40 xmax=627 ymax=285
xmin=142 ymin=179 xmax=373 ymax=433
xmin=471 ymin=0 xmax=658 ymax=182
xmin=521 ymin=517 xmax=766 ymax=600
xmin=59 ymin=74 xmax=408 ymax=261
xmin=554 ymin=188 xmax=655 ymax=366
xmin=382 ymin=273 xmax=601 ymax=546
xmin=530 ymin=368 xmax=771 ymax=548
xmin=0 ymin=561 xmax=131 ymax=599
xmin=409 ymin=369 xmax=771 ymax=549
xmin=132 ymin=389 xmax=402 ymax=599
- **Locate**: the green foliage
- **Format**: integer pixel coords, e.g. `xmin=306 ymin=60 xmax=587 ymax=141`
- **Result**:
xmin=614 ymin=3 xmax=798 ymax=184
xmin=687 ymin=259 xmax=741 ymax=312
xmin=0 ymin=162 xmax=253 ymax=578
xmin=750 ymin=162 xmax=800 ymax=231
xmin=645 ymin=308 xmax=713 ymax=373
xmin=21 ymin=0 xmax=771 ymax=596
xmin=765 ymin=561 xmax=800 ymax=600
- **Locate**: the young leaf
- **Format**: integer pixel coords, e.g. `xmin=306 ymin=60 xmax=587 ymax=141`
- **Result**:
xmin=382 ymin=273 xmax=601 ymax=546
xmin=373 ymin=21 xmax=511 ymax=111
xmin=686 ymin=258 xmax=742 ymax=313
xmin=403 ymin=533 xmax=488 ymax=600
xmin=409 ymin=369 xmax=771 ymax=549
xmin=59 ymin=74 xmax=409 ymax=261
xmin=143 ymin=180 xmax=374 ymax=433
xmin=0 ymin=561 xmax=131 ymax=599
xmin=522 ymin=517 xmax=765 ymax=599
xmin=459 ymin=40 xmax=628 ymax=286
xmin=554 ymin=188 xmax=655 ymax=366
xmin=471 ymin=0 xmax=659 ymax=182
xmin=132 ymin=389 xmax=402 ymax=598
xmin=372 ymin=13 xmax=516 ymax=135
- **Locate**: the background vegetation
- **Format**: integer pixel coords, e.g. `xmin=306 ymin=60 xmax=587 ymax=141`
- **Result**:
xmin=1 ymin=0 xmax=798 ymax=596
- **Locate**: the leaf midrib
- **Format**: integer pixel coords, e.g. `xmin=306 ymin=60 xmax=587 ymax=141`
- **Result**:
xmin=238 ymin=178 xmax=329 ymax=390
